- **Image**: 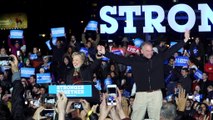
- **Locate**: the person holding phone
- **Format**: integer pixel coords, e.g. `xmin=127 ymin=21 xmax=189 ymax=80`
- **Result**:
xmin=97 ymin=30 xmax=190 ymax=120
xmin=7 ymin=35 xmax=26 ymax=57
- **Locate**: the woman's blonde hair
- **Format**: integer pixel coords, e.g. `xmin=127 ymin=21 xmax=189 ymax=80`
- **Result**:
xmin=71 ymin=52 xmax=86 ymax=62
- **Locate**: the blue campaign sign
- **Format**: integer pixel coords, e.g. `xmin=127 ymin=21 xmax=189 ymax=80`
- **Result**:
xmin=48 ymin=85 xmax=92 ymax=97
xmin=52 ymin=37 xmax=57 ymax=45
xmin=112 ymin=50 xmax=123 ymax=55
xmin=36 ymin=73 xmax=52 ymax=84
xmin=94 ymin=80 xmax=102 ymax=91
xmin=126 ymin=66 xmax=132 ymax=72
xmin=10 ymin=30 xmax=23 ymax=39
xmin=45 ymin=40 xmax=52 ymax=50
xmin=174 ymin=56 xmax=189 ymax=67
xmin=102 ymin=56 xmax=110 ymax=61
xmin=21 ymin=67 xmax=35 ymax=78
xmin=80 ymin=47 xmax=88 ymax=56
xmin=86 ymin=20 xmax=98 ymax=31
xmin=104 ymin=78 xmax=112 ymax=87
xmin=30 ymin=54 xmax=38 ymax=60
xmin=194 ymin=69 xmax=203 ymax=80
xmin=133 ymin=38 xmax=144 ymax=48
xmin=51 ymin=27 xmax=65 ymax=37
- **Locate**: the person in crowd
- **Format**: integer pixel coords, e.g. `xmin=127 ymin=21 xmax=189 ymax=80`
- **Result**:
xmin=206 ymin=39 xmax=213 ymax=56
xmin=69 ymin=34 xmax=81 ymax=52
xmin=7 ymin=35 xmax=26 ymax=57
xmin=206 ymin=85 xmax=213 ymax=100
xmin=60 ymin=55 xmax=73 ymax=81
xmin=204 ymin=54 xmax=213 ymax=84
xmin=199 ymin=73 xmax=211 ymax=98
xmin=164 ymin=56 xmax=180 ymax=96
xmin=23 ymin=58 xmax=32 ymax=67
xmin=97 ymin=30 xmax=190 ymax=120
xmin=0 ymin=72 xmax=11 ymax=91
xmin=189 ymin=36 xmax=205 ymax=70
xmin=50 ymin=37 xmax=68 ymax=83
xmin=82 ymin=27 xmax=100 ymax=49
xmin=64 ymin=45 xmax=75 ymax=60
xmin=183 ymin=99 xmax=193 ymax=119
xmin=40 ymin=55 xmax=51 ymax=72
xmin=178 ymin=68 xmax=192 ymax=94
xmin=9 ymin=54 xmax=26 ymax=119
xmin=0 ymin=47 xmax=8 ymax=57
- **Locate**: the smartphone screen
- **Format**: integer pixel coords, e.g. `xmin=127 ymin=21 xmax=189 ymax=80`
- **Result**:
xmin=71 ymin=102 xmax=83 ymax=110
xmin=17 ymin=50 xmax=20 ymax=56
xmin=40 ymin=109 xmax=55 ymax=119
xmin=107 ymin=84 xmax=117 ymax=105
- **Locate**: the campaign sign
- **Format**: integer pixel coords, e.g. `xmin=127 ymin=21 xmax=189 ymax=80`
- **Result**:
xmin=133 ymin=38 xmax=143 ymax=48
xmin=51 ymin=27 xmax=65 ymax=37
xmin=94 ymin=80 xmax=102 ymax=91
xmin=21 ymin=67 xmax=35 ymax=78
xmin=102 ymin=56 xmax=110 ymax=61
xmin=48 ymin=85 xmax=92 ymax=97
xmin=45 ymin=40 xmax=52 ymax=50
xmin=174 ymin=56 xmax=189 ymax=67
xmin=10 ymin=30 xmax=23 ymax=39
xmin=170 ymin=41 xmax=184 ymax=53
xmin=126 ymin=45 xmax=140 ymax=54
xmin=86 ymin=20 xmax=98 ymax=31
xmin=194 ymin=69 xmax=203 ymax=80
xmin=104 ymin=78 xmax=112 ymax=87
xmin=52 ymin=37 xmax=57 ymax=45
xmin=80 ymin=47 xmax=88 ymax=57
xmin=36 ymin=73 xmax=52 ymax=84
xmin=30 ymin=54 xmax=38 ymax=60
xmin=111 ymin=49 xmax=124 ymax=56
xmin=126 ymin=66 xmax=132 ymax=72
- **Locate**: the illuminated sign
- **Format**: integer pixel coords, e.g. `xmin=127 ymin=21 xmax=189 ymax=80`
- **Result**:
xmin=99 ymin=4 xmax=213 ymax=34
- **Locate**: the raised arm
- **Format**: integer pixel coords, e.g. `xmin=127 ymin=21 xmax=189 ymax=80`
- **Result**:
xmin=7 ymin=35 xmax=14 ymax=49
xmin=162 ymin=30 xmax=190 ymax=60
xmin=21 ymin=36 xmax=26 ymax=45
xmin=10 ymin=54 xmax=25 ymax=119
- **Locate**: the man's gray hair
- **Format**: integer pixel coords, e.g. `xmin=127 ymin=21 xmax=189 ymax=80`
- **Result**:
xmin=160 ymin=102 xmax=177 ymax=120
xmin=140 ymin=41 xmax=153 ymax=50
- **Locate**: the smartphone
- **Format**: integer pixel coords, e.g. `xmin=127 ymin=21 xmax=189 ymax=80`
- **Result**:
xmin=45 ymin=97 xmax=55 ymax=104
xmin=211 ymin=111 xmax=213 ymax=120
xmin=0 ymin=56 xmax=13 ymax=66
xmin=71 ymin=102 xmax=83 ymax=110
xmin=106 ymin=84 xmax=117 ymax=106
xmin=17 ymin=50 xmax=20 ymax=56
xmin=211 ymin=99 xmax=213 ymax=104
xmin=40 ymin=109 xmax=55 ymax=119
xmin=45 ymin=96 xmax=56 ymax=109
xmin=108 ymin=39 xmax=113 ymax=43
xmin=166 ymin=94 xmax=173 ymax=102
xmin=188 ymin=95 xmax=193 ymax=99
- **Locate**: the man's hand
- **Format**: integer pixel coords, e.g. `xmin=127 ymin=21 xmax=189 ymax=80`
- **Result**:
xmin=175 ymin=88 xmax=187 ymax=111
xmin=184 ymin=30 xmax=190 ymax=43
xmin=9 ymin=54 xmax=19 ymax=73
